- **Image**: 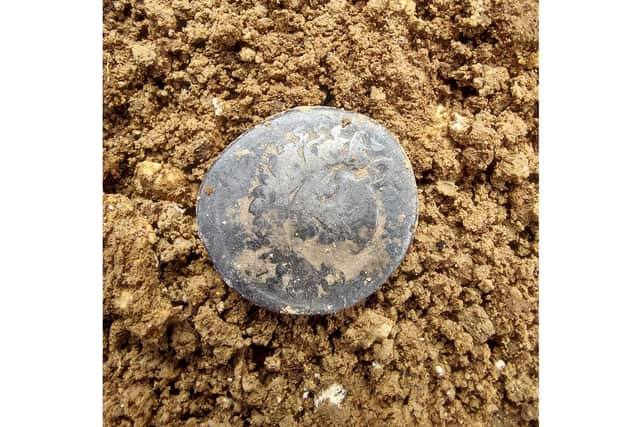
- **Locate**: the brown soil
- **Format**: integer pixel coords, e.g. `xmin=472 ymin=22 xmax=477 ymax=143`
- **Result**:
xmin=103 ymin=0 xmax=538 ymax=426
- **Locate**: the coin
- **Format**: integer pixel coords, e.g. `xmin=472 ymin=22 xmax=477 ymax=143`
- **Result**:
xmin=197 ymin=106 xmax=418 ymax=314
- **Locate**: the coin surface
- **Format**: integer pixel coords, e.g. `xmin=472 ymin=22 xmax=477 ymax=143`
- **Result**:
xmin=197 ymin=106 xmax=418 ymax=314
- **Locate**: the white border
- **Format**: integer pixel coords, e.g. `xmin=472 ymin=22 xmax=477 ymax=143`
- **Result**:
xmin=541 ymin=1 xmax=640 ymax=425
xmin=0 ymin=2 xmax=102 ymax=425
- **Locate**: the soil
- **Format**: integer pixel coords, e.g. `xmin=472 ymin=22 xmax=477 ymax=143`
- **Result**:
xmin=103 ymin=0 xmax=538 ymax=426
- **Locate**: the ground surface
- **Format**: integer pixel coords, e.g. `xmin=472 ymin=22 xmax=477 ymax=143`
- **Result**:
xmin=103 ymin=0 xmax=538 ymax=425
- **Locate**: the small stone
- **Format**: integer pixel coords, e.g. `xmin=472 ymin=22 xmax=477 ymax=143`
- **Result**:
xmin=449 ymin=112 xmax=471 ymax=138
xmin=435 ymin=180 xmax=458 ymax=197
xmin=370 ymin=86 xmax=386 ymax=102
xmin=495 ymin=359 xmax=506 ymax=371
xmin=314 ymin=383 xmax=346 ymax=408
xmin=495 ymin=152 xmax=531 ymax=181
xmin=211 ymin=97 xmax=224 ymax=116
xmin=434 ymin=365 xmax=445 ymax=377
xmin=462 ymin=146 xmax=495 ymax=171
xmin=130 ymin=41 xmax=156 ymax=66
xmin=133 ymin=161 xmax=188 ymax=203
xmin=457 ymin=304 xmax=495 ymax=343
xmin=114 ymin=290 xmax=134 ymax=310
xmin=239 ymin=47 xmax=256 ymax=62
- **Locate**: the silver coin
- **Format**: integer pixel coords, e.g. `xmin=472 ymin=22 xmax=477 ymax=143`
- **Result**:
xmin=197 ymin=106 xmax=418 ymax=314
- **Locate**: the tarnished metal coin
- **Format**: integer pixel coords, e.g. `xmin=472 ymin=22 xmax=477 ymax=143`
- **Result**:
xmin=197 ymin=106 xmax=417 ymax=314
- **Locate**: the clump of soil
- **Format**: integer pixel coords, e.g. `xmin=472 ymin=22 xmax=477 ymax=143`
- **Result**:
xmin=103 ymin=0 xmax=538 ymax=425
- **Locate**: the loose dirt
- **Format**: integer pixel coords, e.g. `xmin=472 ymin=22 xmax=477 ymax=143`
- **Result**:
xmin=103 ymin=0 xmax=538 ymax=425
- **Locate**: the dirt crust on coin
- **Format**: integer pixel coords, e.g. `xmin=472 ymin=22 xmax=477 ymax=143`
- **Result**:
xmin=103 ymin=0 xmax=538 ymax=425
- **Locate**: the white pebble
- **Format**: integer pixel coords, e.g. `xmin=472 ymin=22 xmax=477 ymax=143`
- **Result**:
xmin=450 ymin=112 xmax=469 ymax=133
xmin=211 ymin=97 xmax=224 ymax=116
xmin=302 ymin=391 xmax=309 ymax=399
xmin=495 ymin=359 xmax=506 ymax=371
xmin=434 ymin=365 xmax=445 ymax=377
xmin=314 ymin=383 xmax=346 ymax=408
